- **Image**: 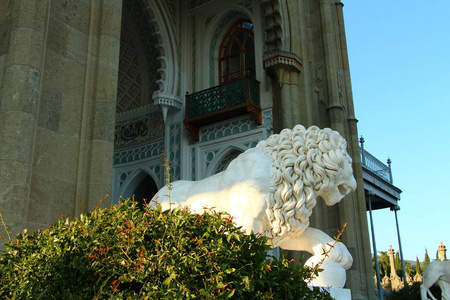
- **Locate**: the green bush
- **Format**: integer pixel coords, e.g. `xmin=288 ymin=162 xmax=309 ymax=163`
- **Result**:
xmin=385 ymin=282 xmax=421 ymax=300
xmin=386 ymin=282 xmax=441 ymax=300
xmin=0 ymin=199 xmax=332 ymax=299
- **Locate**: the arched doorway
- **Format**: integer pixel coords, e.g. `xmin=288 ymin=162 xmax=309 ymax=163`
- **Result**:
xmin=121 ymin=171 xmax=159 ymax=208
xmin=133 ymin=174 xmax=158 ymax=207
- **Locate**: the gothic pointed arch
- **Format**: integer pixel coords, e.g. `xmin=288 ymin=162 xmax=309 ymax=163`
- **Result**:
xmin=132 ymin=174 xmax=159 ymax=208
xmin=120 ymin=169 xmax=159 ymax=205
xmin=117 ymin=0 xmax=161 ymax=112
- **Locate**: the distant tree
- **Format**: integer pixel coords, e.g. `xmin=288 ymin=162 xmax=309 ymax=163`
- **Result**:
xmin=415 ymin=256 xmax=422 ymax=275
xmin=405 ymin=262 xmax=413 ymax=277
xmin=395 ymin=252 xmax=403 ymax=279
xmin=372 ymin=256 xmax=376 ymax=276
xmin=424 ymin=248 xmax=431 ymax=270
xmin=436 ymin=250 xmax=439 ymax=261
xmin=372 ymin=254 xmax=385 ymax=278
xmin=378 ymin=251 xmax=390 ymax=278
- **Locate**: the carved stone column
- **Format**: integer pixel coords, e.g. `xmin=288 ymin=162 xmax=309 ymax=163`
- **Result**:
xmin=319 ymin=0 xmax=345 ymax=134
xmin=388 ymin=246 xmax=397 ymax=279
xmin=0 ymin=1 xmax=50 ymax=239
xmin=438 ymin=242 xmax=447 ymax=261
xmin=263 ymin=50 xmax=302 ymax=131
xmin=388 ymin=245 xmax=403 ymax=291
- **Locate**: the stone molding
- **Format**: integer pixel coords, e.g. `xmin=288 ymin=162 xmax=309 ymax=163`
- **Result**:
xmin=152 ymin=91 xmax=183 ymax=122
xmin=115 ymin=103 xmax=157 ymax=122
xmin=263 ymin=50 xmax=302 ymax=73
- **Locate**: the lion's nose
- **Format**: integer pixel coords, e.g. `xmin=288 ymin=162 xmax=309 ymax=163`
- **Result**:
xmin=349 ymin=176 xmax=357 ymax=191
xmin=337 ymin=178 xmax=356 ymax=196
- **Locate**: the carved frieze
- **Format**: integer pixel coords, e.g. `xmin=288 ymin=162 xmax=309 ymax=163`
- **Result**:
xmin=114 ymin=112 xmax=164 ymax=148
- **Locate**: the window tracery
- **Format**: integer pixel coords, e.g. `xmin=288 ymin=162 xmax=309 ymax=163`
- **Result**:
xmin=219 ymin=19 xmax=255 ymax=84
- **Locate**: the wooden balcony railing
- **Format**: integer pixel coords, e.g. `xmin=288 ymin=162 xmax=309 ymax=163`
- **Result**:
xmin=184 ymin=76 xmax=261 ymax=141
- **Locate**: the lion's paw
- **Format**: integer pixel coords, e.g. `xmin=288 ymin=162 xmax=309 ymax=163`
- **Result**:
xmin=326 ymin=242 xmax=353 ymax=270
xmin=305 ymin=256 xmax=347 ymax=288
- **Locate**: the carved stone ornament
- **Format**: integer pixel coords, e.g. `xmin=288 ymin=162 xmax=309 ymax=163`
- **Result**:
xmin=114 ymin=110 xmax=164 ymax=148
xmin=263 ymin=50 xmax=303 ymax=73
xmin=263 ymin=50 xmax=302 ymax=86
xmin=152 ymin=91 xmax=183 ymax=123
xmin=154 ymin=125 xmax=357 ymax=288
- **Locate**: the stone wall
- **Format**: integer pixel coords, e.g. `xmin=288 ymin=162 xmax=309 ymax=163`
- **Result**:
xmin=0 ymin=0 xmax=123 ymax=237
xmin=0 ymin=0 xmax=51 ymax=238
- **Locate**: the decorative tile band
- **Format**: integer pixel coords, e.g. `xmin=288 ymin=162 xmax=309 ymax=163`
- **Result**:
xmin=113 ymin=139 xmax=165 ymax=166
xmin=169 ymin=123 xmax=182 ymax=180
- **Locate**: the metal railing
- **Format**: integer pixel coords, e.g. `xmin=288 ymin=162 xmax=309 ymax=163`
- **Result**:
xmin=360 ymin=137 xmax=393 ymax=184
xmin=185 ymin=76 xmax=260 ymax=119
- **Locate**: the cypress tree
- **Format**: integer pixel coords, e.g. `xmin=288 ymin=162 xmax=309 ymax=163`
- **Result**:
xmin=395 ymin=251 xmax=402 ymax=278
xmin=416 ymin=256 xmax=422 ymax=275
xmin=424 ymin=248 xmax=431 ymax=270
xmin=378 ymin=251 xmax=390 ymax=277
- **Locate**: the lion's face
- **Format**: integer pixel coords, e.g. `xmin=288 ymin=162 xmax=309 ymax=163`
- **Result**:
xmin=317 ymin=152 xmax=357 ymax=206
xmin=258 ymin=125 xmax=358 ymax=239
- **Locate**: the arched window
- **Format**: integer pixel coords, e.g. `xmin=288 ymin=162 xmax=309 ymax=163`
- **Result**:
xmin=213 ymin=149 xmax=243 ymax=174
xmin=219 ymin=19 xmax=255 ymax=84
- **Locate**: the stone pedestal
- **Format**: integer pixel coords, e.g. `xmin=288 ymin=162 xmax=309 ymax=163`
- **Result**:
xmin=318 ymin=287 xmax=351 ymax=300
xmin=329 ymin=288 xmax=352 ymax=300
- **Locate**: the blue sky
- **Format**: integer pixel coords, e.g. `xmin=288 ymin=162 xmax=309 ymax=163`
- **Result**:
xmin=343 ymin=1 xmax=450 ymax=261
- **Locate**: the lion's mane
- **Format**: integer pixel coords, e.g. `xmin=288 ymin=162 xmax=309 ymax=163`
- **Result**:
xmin=255 ymin=125 xmax=349 ymax=244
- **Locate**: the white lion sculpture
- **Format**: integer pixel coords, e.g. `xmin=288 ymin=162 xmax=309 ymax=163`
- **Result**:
xmin=421 ymin=261 xmax=450 ymax=300
xmin=154 ymin=125 xmax=357 ymax=288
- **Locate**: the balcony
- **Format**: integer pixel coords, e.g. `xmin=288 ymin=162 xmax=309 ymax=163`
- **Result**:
xmin=360 ymin=137 xmax=402 ymax=210
xmin=361 ymin=147 xmax=392 ymax=184
xmin=184 ymin=76 xmax=262 ymax=142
